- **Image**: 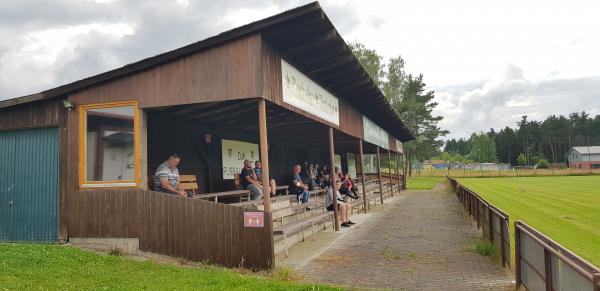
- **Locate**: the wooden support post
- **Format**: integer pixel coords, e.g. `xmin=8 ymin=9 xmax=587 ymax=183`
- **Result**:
xmin=396 ymin=152 xmax=401 ymax=192
xmin=388 ymin=149 xmax=394 ymax=197
xmin=359 ymin=139 xmax=368 ymax=213
xmin=328 ymin=127 xmax=340 ymax=231
xmin=376 ymin=147 xmax=384 ymax=204
xmin=258 ymin=99 xmax=272 ymax=213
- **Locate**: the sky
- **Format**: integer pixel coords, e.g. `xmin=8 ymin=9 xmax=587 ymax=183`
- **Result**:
xmin=1 ymin=0 xmax=599 ymax=139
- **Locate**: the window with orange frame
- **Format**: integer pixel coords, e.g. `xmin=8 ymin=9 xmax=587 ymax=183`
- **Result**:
xmin=79 ymin=101 xmax=140 ymax=188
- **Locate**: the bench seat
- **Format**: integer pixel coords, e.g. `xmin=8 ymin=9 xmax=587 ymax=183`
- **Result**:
xmin=274 ymin=210 xmax=333 ymax=257
xmin=193 ymin=190 xmax=251 ymax=202
xmin=230 ymin=194 xmax=296 ymax=207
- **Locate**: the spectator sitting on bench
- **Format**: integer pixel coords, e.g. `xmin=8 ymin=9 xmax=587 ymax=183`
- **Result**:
xmin=301 ymin=161 xmax=316 ymax=190
xmin=290 ymin=164 xmax=310 ymax=203
xmin=314 ymin=163 xmax=324 ymax=188
xmin=153 ymin=153 xmax=187 ymax=197
xmin=339 ymin=174 xmax=359 ymax=199
xmin=334 ymin=166 xmax=344 ymax=180
xmin=254 ymin=160 xmax=277 ymax=197
xmin=326 ymin=179 xmax=355 ymax=227
xmin=241 ymin=159 xmax=263 ymax=200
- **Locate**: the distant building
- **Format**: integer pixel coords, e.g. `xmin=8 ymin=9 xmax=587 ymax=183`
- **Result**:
xmin=567 ymin=146 xmax=600 ymax=170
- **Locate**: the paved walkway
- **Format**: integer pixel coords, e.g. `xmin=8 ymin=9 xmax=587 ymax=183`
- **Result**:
xmin=293 ymin=185 xmax=515 ymax=290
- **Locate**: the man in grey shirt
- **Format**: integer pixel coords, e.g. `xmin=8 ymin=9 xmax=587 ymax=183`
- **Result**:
xmin=153 ymin=153 xmax=187 ymax=197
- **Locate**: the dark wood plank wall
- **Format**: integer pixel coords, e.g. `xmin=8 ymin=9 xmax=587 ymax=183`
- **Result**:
xmin=68 ymin=188 xmax=273 ymax=269
xmin=0 ymin=99 xmax=62 ymax=131
xmin=260 ymin=41 xmax=364 ymax=140
xmin=68 ymin=34 xmax=262 ymax=108
xmin=338 ymin=101 xmax=364 ymax=139
xmin=63 ymin=35 xmax=263 ymax=238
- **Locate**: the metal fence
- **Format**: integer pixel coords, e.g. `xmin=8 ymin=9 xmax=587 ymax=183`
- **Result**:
xmin=447 ymin=177 xmax=511 ymax=267
xmin=515 ymin=221 xmax=600 ymax=291
xmin=415 ymin=168 xmax=600 ymax=177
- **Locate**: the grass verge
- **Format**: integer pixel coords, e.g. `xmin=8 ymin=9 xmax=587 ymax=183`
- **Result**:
xmin=0 ymin=243 xmax=339 ymax=290
xmin=407 ymin=176 xmax=444 ymax=190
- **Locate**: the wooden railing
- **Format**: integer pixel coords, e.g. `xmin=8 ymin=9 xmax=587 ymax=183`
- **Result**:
xmin=515 ymin=221 xmax=600 ymax=291
xmin=69 ymin=188 xmax=273 ymax=270
xmin=447 ymin=177 xmax=511 ymax=267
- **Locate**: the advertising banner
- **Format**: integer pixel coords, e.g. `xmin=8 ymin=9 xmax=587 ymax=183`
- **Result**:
xmin=221 ymin=139 xmax=259 ymax=180
xmin=281 ymin=60 xmax=340 ymax=125
xmin=363 ymin=115 xmax=389 ymax=150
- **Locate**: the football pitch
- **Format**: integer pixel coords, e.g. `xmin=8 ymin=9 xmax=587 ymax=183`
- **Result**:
xmin=457 ymin=175 xmax=600 ymax=268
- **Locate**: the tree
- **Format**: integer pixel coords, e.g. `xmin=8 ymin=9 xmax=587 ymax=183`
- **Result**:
xmin=348 ymin=42 xmax=386 ymax=88
xmin=537 ymin=158 xmax=550 ymax=169
xmin=394 ymin=75 xmax=449 ymax=175
xmin=349 ymin=43 xmax=449 ymax=176
xmin=383 ymin=56 xmax=406 ymax=103
xmin=457 ymin=111 xmax=600 ymax=167
xmin=469 ymin=132 xmax=496 ymax=163
xmin=517 ymin=153 xmax=528 ymax=166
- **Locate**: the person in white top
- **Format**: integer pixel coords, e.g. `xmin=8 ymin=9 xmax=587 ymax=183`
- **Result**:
xmin=325 ymin=178 xmax=355 ymax=227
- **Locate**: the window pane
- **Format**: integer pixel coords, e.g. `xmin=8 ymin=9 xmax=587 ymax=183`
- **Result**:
xmin=86 ymin=106 xmax=135 ymax=182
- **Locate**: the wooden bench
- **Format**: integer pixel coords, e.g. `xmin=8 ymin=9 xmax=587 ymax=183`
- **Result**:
xmin=275 ymin=185 xmax=289 ymax=196
xmin=230 ymin=194 xmax=297 ymax=207
xmin=193 ymin=190 xmax=251 ymax=203
xmin=373 ymin=180 xmax=391 ymax=194
xmin=309 ymin=188 xmax=327 ymax=198
xmin=179 ymin=174 xmax=199 ymax=196
xmin=274 ymin=211 xmax=333 ymax=257
xmin=272 ymin=200 xmax=324 ymax=224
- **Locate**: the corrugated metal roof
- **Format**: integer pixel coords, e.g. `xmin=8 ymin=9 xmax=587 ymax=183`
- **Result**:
xmin=572 ymin=146 xmax=600 ymax=155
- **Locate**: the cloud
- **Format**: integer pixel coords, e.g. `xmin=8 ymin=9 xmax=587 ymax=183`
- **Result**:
xmin=0 ymin=0 xmax=320 ymax=100
xmin=2 ymin=0 xmax=599 ymax=145
xmin=434 ymin=65 xmax=600 ymax=139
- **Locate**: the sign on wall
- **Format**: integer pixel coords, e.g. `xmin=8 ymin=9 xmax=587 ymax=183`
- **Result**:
xmin=281 ymin=60 xmax=340 ymax=125
xmin=334 ymin=154 xmax=342 ymax=172
xmin=362 ymin=154 xmax=378 ymax=174
xmin=347 ymin=153 xmax=357 ymax=178
xmin=396 ymin=139 xmax=404 ymax=154
xmin=363 ymin=116 xmax=389 ymax=150
xmin=243 ymin=212 xmax=264 ymax=228
xmin=221 ymin=139 xmax=259 ymax=180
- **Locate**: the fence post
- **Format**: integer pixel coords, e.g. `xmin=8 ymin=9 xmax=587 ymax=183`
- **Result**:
xmin=515 ymin=222 xmax=522 ymax=287
xmin=544 ymin=249 xmax=553 ymax=291
xmin=476 ymin=197 xmax=480 ymax=229
xmin=500 ymin=217 xmax=507 ymax=267
xmin=593 ymin=272 xmax=600 ymax=291
xmin=488 ymin=206 xmax=493 ymax=240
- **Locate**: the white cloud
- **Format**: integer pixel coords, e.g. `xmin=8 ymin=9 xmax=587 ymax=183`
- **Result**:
xmin=433 ymin=65 xmax=600 ymax=139
xmin=0 ymin=22 xmax=134 ymax=96
xmin=1 ymin=0 xmax=599 ymax=141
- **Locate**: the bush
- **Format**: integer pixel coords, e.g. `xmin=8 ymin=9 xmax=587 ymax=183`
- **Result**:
xmin=475 ymin=240 xmax=496 ymax=257
xmin=272 ymin=266 xmax=296 ymax=281
xmin=537 ymin=158 xmax=550 ymax=169
xmin=517 ymin=153 xmax=527 ymax=166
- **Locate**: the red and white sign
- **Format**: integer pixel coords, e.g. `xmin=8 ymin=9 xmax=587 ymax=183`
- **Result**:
xmin=244 ymin=212 xmax=264 ymax=228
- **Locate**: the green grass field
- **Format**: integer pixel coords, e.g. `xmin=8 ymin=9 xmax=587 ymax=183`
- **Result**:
xmin=0 ymin=243 xmax=338 ymax=290
xmin=407 ymin=176 xmax=444 ymax=190
xmin=457 ymin=176 xmax=600 ymax=267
